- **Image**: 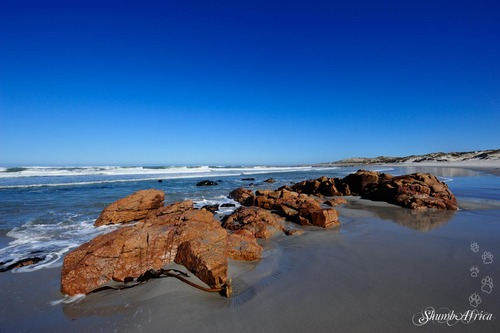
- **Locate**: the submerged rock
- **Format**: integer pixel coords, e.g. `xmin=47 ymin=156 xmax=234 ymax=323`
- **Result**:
xmin=196 ymin=180 xmax=218 ymax=186
xmin=0 ymin=257 xmax=46 ymax=272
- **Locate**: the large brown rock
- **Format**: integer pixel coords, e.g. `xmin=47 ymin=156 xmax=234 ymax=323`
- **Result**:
xmin=229 ymin=188 xmax=255 ymax=206
xmin=309 ymin=208 xmax=340 ymax=228
xmin=242 ymin=188 xmax=338 ymax=229
xmin=94 ymin=189 xmax=165 ymax=226
xmin=363 ymin=173 xmax=458 ymax=210
xmin=342 ymin=170 xmax=390 ymax=195
xmin=222 ymin=206 xmax=284 ymax=239
xmin=291 ymin=176 xmax=349 ymax=196
xmin=226 ymin=229 xmax=262 ymax=261
xmin=62 ymin=201 xmax=233 ymax=296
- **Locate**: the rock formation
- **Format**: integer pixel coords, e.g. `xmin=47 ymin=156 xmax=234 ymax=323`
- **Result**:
xmin=222 ymin=206 xmax=285 ymax=239
xmin=290 ymin=170 xmax=457 ymax=210
xmin=62 ymin=199 xmax=261 ymax=296
xmin=94 ymin=189 xmax=165 ymax=227
xmin=61 ymin=170 xmax=457 ymax=297
xmin=362 ymin=173 xmax=458 ymax=210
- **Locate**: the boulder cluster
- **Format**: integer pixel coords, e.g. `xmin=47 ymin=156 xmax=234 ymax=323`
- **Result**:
xmin=60 ymin=170 xmax=457 ymax=297
xmin=291 ymin=170 xmax=458 ymax=210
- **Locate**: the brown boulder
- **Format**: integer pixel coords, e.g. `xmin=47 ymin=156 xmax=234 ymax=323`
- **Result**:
xmin=309 ymin=208 xmax=340 ymax=228
xmin=291 ymin=176 xmax=348 ymax=196
xmin=226 ymin=229 xmax=262 ymax=261
xmin=229 ymin=188 xmax=255 ymax=206
xmin=248 ymin=188 xmax=339 ymax=228
xmin=62 ymin=204 xmax=230 ymax=296
xmin=342 ymin=170 xmax=384 ymax=195
xmin=363 ymin=173 xmax=458 ymax=210
xmin=94 ymin=189 xmax=165 ymax=226
xmin=145 ymin=201 xmax=215 ymax=226
xmin=175 ymin=239 xmax=227 ymax=288
xmin=324 ymin=198 xmax=348 ymax=207
xmin=222 ymin=206 xmax=284 ymax=239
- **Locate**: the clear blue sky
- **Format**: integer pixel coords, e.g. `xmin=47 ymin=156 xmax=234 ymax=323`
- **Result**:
xmin=1 ymin=0 xmax=499 ymax=166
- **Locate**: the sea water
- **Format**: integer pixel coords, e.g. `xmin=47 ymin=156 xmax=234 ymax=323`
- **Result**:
xmin=0 ymin=164 xmax=498 ymax=273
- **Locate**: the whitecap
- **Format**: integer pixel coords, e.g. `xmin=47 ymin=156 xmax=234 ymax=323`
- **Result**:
xmin=50 ymin=294 xmax=86 ymax=306
xmin=193 ymin=195 xmax=241 ymax=215
xmin=0 ymin=215 xmax=118 ymax=272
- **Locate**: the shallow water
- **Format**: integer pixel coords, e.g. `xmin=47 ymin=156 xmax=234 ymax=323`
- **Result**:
xmin=0 ymin=165 xmax=499 ymax=332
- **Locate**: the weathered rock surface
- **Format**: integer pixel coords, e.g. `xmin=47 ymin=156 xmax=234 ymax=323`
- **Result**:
xmin=62 ymin=200 xmax=252 ymax=296
xmin=362 ymin=173 xmax=458 ymax=210
xmin=324 ymin=198 xmax=348 ymax=207
xmin=292 ymin=176 xmax=350 ymax=196
xmin=228 ymin=188 xmax=339 ymax=228
xmin=62 ymin=169 xmax=457 ymax=297
xmin=222 ymin=206 xmax=284 ymax=239
xmin=342 ymin=170 xmax=390 ymax=195
xmin=290 ymin=170 xmax=457 ymax=210
xmin=226 ymin=229 xmax=262 ymax=261
xmin=229 ymin=188 xmax=255 ymax=206
xmin=94 ymin=189 xmax=165 ymax=227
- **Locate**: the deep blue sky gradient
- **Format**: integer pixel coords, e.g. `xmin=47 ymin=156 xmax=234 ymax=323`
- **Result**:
xmin=1 ymin=0 xmax=499 ymax=165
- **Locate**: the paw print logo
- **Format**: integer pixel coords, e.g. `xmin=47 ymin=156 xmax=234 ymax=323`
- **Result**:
xmin=469 ymin=292 xmax=482 ymax=308
xmin=481 ymin=276 xmax=494 ymax=294
xmin=470 ymin=265 xmax=480 ymax=278
xmin=470 ymin=241 xmax=480 ymax=253
xmin=482 ymin=251 xmax=494 ymax=264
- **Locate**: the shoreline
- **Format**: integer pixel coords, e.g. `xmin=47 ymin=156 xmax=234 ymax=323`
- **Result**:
xmin=324 ymin=160 xmax=500 ymax=176
xmin=1 ymin=164 xmax=499 ymax=332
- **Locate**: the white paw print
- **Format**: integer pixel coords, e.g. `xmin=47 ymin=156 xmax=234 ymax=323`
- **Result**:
xmin=470 ymin=241 xmax=480 ymax=253
xmin=481 ymin=276 xmax=494 ymax=294
xmin=469 ymin=292 xmax=482 ymax=308
xmin=482 ymin=251 xmax=494 ymax=264
xmin=470 ymin=265 xmax=479 ymax=278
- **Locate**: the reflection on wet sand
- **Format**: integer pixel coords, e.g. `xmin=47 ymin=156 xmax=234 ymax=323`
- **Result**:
xmin=339 ymin=198 xmax=456 ymax=232
xmin=395 ymin=166 xmax=483 ymax=178
xmin=370 ymin=205 xmax=455 ymax=231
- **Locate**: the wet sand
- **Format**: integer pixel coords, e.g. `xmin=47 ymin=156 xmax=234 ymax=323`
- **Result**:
xmin=1 ymin=167 xmax=499 ymax=332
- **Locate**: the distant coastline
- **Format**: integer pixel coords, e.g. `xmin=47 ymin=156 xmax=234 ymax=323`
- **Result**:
xmin=316 ymin=149 xmax=500 ymax=166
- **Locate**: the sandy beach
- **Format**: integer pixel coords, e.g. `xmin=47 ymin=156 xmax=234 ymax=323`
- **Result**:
xmin=1 ymin=162 xmax=499 ymax=332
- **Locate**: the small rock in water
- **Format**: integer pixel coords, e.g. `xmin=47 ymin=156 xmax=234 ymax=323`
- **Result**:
xmin=0 ymin=257 xmax=45 ymax=272
xmin=264 ymin=178 xmax=276 ymax=183
xmin=196 ymin=180 xmax=218 ymax=186
xmin=202 ymin=204 xmax=219 ymax=213
xmin=242 ymin=178 xmax=255 ymax=181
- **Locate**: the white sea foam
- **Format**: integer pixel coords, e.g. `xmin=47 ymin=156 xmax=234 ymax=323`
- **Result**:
xmin=50 ymin=294 xmax=86 ymax=305
xmin=0 ymin=215 xmax=118 ymax=272
xmin=0 ymin=165 xmax=333 ymax=189
xmin=371 ymin=167 xmax=396 ymax=172
xmin=0 ymin=165 xmax=319 ymax=178
xmin=193 ymin=195 xmax=241 ymax=215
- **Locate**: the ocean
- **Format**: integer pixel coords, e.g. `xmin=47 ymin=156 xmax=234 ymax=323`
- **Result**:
xmin=0 ymin=165 xmax=355 ymax=272
xmin=1 ymin=164 xmax=499 ymax=332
